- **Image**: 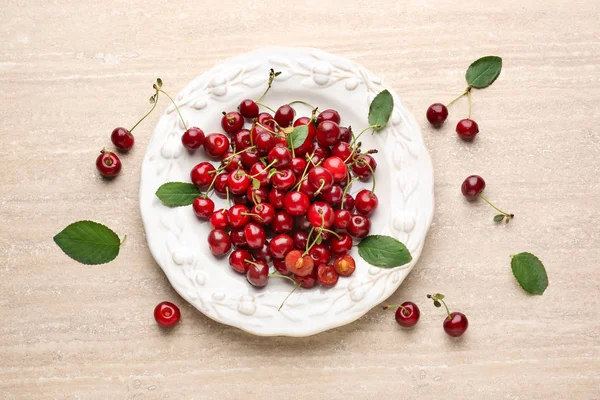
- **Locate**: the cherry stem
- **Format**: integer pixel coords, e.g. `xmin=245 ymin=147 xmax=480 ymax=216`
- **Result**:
xmin=256 ymin=101 xmax=276 ymax=113
xmin=303 ymin=216 xmax=323 ymax=256
xmin=244 ymin=259 xmax=261 ymax=267
xmin=467 ymin=89 xmax=472 ymax=119
xmin=318 ymin=227 xmax=341 ymax=239
xmin=120 ymin=234 xmax=127 ymax=246
xmin=268 ymin=272 xmax=297 ymax=285
xmin=350 ymin=125 xmax=379 ymax=147
xmin=225 ymin=187 xmax=230 ymax=209
xmin=241 ymin=212 xmax=263 ymax=221
xmin=101 ymin=149 xmax=113 ymax=166
xmin=479 ymin=194 xmax=514 ymax=218
xmin=340 ymin=177 xmax=360 ymax=208
xmin=291 ymin=153 xmax=314 ymax=191
xmin=251 ymin=160 xmax=276 ymax=177
xmin=278 ymin=282 xmax=301 ymax=311
xmin=255 ymin=122 xmax=277 ymax=135
xmin=205 ymin=171 xmax=219 ymax=195
xmin=438 ymin=298 xmax=451 ymax=319
xmin=155 ymin=87 xmax=187 ymax=131
xmin=304 ymin=226 xmax=315 ymax=254
xmin=447 ymin=86 xmax=471 ymax=108
xmin=361 ymin=158 xmax=376 ymax=194
xmin=382 ymin=304 xmax=410 ymax=315
xmin=314 ymin=179 xmax=326 ymax=196
xmin=129 ymin=89 xmax=159 ymax=133
xmin=288 ymin=100 xmax=318 ymax=110
xmin=255 ymin=69 xmax=277 ymax=103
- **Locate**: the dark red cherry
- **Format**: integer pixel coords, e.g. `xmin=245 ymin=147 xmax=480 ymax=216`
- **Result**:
xmin=244 ymin=222 xmax=266 ymax=249
xmin=307 ymin=202 xmax=335 ymax=229
xmin=267 ymin=146 xmax=292 ymax=168
xmin=239 ymin=99 xmax=259 ymax=119
xmin=251 ymin=203 xmax=275 ymax=224
xmin=246 ymin=260 xmax=269 ymax=287
xmin=181 ymin=127 xmax=205 ymax=150
xmin=227 ymin=204 xmax=250 ymax=228
xmin=330 ymin=232 xmax=353 ymax=256
xmin=426 ymin=103 xmax=449 ymax=127
xmin=248 ymin=162 xmax=269 ymax=187
xmin=355 ymin=190 xmax=378 ymax=216
xmin=295 ymin=215 xmax=312 ymax=231
xmin=295 ymin=267 xmax=318 ymax=288
xmin=221 ymin=111 xmax=244 ymax=135
xmin=204 ymin=133 xmax=230 ymax=158
xmin=96 ymin=149 xmax=122 ymax=178
xmin=230 ymin=227 xmax=248 ymax=249
xmin=338 ymin=126 xmax=352 ymax=143
xmin=341 ymin=194 xmax=355 ymax=211
xmin=316 ymin=120 xmax=341 ymax=146
xmin=319 ymin=185 xmax=343 ymax=206
xmin=229 ymin=249 xmax=252 ymax=273
xmin=273 ymin=258 xmax=291 ymax=276
xmin=207 ymin=229 xmax=231 ymax=256
xmin=284 ymin=191 xmax=310 ymax=216
xmin=221 ymin=152 xmax=241 ymax=173
xmin=209 ymin=209 xmax=229 ymax=230
xmin=256 ymin=112 xmax=275 ymax=130
xmin=271 ymin=168 xmax=296 ymax=191
xmin=309 ymin=244 xmax=331 ymax=266
xmin=232 ymin=194 xmax=249 ymax=206
xmin=213 ymin=173 xmax=230 ymax=197
xmin=456 ymin=119 xmax=479 ymax=141
xmin=192 ymin=197 xmax=215 ymax=219
xmin=393 ymin=302 xmax=421 ymax=328
xmin=271 ymin=211 xmax=294 ymax=234
xmin=255 ymin=132 xmax=275 ymax=156
xmin=322 ymin=156 xmax=347 ymax=182
xmin=246 ymin=185 xmax=269 ymax=204
xmin=228 ymin=169 xmax=251 ymax=195
xmin=292 ymin=117 xmax=317 ymax=156
xmin=352 ymin=154 xmax=377 ymax=180
xmin=461 ymin=175 xmax=486 ymax=201
xmin=331 ymin=142 xmax=353 ymax=162
xmin=268 ymin=234 xmax=294 ymax=259
xmin=154 ymin=301 xmax=180 ymax=328
xmin=317 ymin=264 xmax=339 ymax=287
xmin=444 ymin=312 xmax=469 ymax=337
xmin=274 ymin=104 xmax=295 ymax=127
xmin=308 ymin=166 xmax=334 ymax=193
xmin=240 ymin=147 xmax=260 ymax=169
xmin=316 ymin=109 xmax=341 ymax=125
xmin=268 ymin=188 xmax=286 ymax=209
xmin=111 ymin=127 xmax=134 ymax=151
xmin=190 ymin=162 xmax=216 ymax=187
xmin=347 ymin=214 xmax=370 ymax=238
xmin=333 ymin=209 xmax=352 ymax=230
xmin=309 ymin=141 xmax=330 ymax=165
xmin=250 ymin=242 xmax=272 ymax=263
xmin=290 ymin=157 xmax=307 ymax=176
xmin=233 ymin=129 xmax=251 ymax=151
xmin=292 ymin=230 xmax=309 ymax=250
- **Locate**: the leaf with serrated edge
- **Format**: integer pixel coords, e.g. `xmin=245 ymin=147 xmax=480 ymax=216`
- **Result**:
xmin=156 ymin=182 xmax=201 ymax=207
xmin=511 ymin=252 xmax=548 ymax=295
xmin=53 ymin=220 xmax=121 ymax=265
xmin=466 ymin=56 xmax=502 ymax=89
xmin=357 ymin=235 xmax=412 ymax=268
xmin=368 ymin=90 xmax=394 ymax=131
xmin=290 ymin=125 xmax=309 ymax=148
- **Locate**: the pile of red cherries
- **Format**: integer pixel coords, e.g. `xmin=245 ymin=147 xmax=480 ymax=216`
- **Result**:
xmin=183 ymin=99 xmax=379 ymax=290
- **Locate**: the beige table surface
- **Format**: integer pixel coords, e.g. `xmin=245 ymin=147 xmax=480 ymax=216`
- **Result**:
xmin=2 ymin=0 xmax=600 ymax=399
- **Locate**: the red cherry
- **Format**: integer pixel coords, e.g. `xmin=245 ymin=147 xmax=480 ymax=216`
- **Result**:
xmin=96 ymin=149 xmax=122 ymax=178
xmin=291 ymin=230 xmax=309 ymax=250
xmin=228 ymin=204 xmax=251 ymax=228
xmin=239 ymin=99 xmax=259 ymax=119
xmin=267 ymin=146 xmax=292 ymax=168
xmin=333 ymin=254 xmax=356 ymax=277
xmin=333 ymin=209 xmax=352 ymax=230
xmin=338 ymin=126 xmax=352 ymax=143
xmin=213 ymin=173 xmax=230 ymax=197
xmin=251 ymin=242 xmax=272 ymax=263
xmin=271 ymin=211 xmax=294 ymax=234
xmin=393 ymin=302 xmax=421 ymax=328
xmin=233 ymin=129 xmax=252 ymax=151
xmin=256 ymin=112 xmax=275 ymax=130
xmin=230 ymin=227 xmax=248 ymax=249
xmin=273 ymin=258 xmax=291 ymax=276
xmin=209 ymin=209 xmax=229 ymax=230
xmin=244 ymin=222 xmax=266 ymax=249
xmin=251 ymin=202 xmax=275 ymax=224
xmin=190 ymin=162 xmax=216 ymax=187
xmin=204 ymin=133 xmax=230 ymax=158
xmin=331 ymin=142 xmax=353 ymax=161
xmin=316 ymin=109 xmax=341 ymax=125
xmin=207 ymin=229 xmax=231 ymax=256
xmin=461 ymin=175 xmax=486 ymax=200
xmin=426 ymin=103 xmax=449 ymax=127
xmin=341 ymin=194 xmax=355 ymax=211
xmin=229 ymin=249 xmax=252 ymax=274
xmin=299 ymin=178 xmax=316 ymax=198
xmin=444 ymin=312 xmax=469 ymax=337
xmin=154 ymin=301 xmax=180 ymax=328
xmin=181 ymin=127 xmax=205 ymax=150
xmin=285 ymin=250 xmax=314 ymax=277
xmin=255 ymin=132 xmax=275 ymax=156
xmin=317 ymin=264 xmax=339 ymax=287
xmin=232 ymin=195 xmax=249 ymax=206
xmin=295 ymin=267 xmax=318 ymax=288
xmin=246 ymin=260 xmax=269 ymax=287
xmin=268 ymin=234 xmax=294 ymax=259
xmin=221 ymin=152 xmax=241 ymax=172
xmin=193 ymin=197 xmax=215 ymax=219
xmin=290 ymin=157 xmax=307 ymax=176
xmin=240 ymin=147 xmax=260 ymax=169
xmin=274 ymin=104 xmax=295 ymax=127
xmin=322 ymin=156 xmax=348 ymax=182
xmin=228 ymin=169 xmax=251 ymax=195
xmin=221 ymin=111 xmax=244 ymax=135
xmin=330 ymin=232 xmax=353 ymax=256
xmin=284 ymin=191 xmax=310 ymax=216
xmin=292 ymin=117 xmax=317 ymax=156
xmin=309 ymin=244 xmax=331 ymax=265
xmin=308 ymin=166 xmax=334 ymax=192
xmin=355 ymin=190 xmax=378 ymax=216
xmin=295 ymin=215 xmax=312 ymax=231
xmin=247 ymin=186 xmax=269 ymax=204
xmin=352 ymin=154 xmax=377 ymax=180
xmin=347 ymin=214 xmax=370 ymax=238
xmin=456 ymin=119 xmax=479 ymax=141
xmin=319 ymin=185 xmax=343 ymax=206
xmin=268 ymin=188 xmax=286 ymax=209
xmin=309 ymin=140 xmax=331 ymax=165
xmin=111 ymin=127 xmax=134 ymax=151
xmin=307 ymin=202 xmax=335 ymax=229
xmin=271 ymin=168 xmax=296 ymax=190
xmin=316 ymin=120 xmax=341 ymax=146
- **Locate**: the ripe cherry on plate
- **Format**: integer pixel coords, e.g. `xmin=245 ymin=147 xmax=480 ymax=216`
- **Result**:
xmin=181 ymin=127 xmax=205 ymax=150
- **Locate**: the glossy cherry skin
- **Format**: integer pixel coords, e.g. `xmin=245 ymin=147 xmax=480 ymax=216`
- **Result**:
xmin=295 ymin=215 xmax=312 ymax=231
xmin=295 ymin=267 xmax=318 ymax=288
xmin=274 ymin=104 xmax=295 ymax=127
xmin=230 ymin=227 xmax=248 ymax=249
xmin=268 ymin=146 xmax=292 ymax=168
xmin=333 ymin=254 xmax=356 ymax=277
xmin=352 ymin=154 xmax=377 ymax=180
xmin=271 ymin=169 xmax=296 ymax=191
xmin=347 ymin=214 xmax=370 ymax=238
xmin=394 ymin=302 xmax=420 ymax=328
xmin=96 ymin=150 xmax=122 ymax=177
xmin=111 ymin=127 xmax=134 ymax=151
xmin=270 ymin=258 xmax=289 ymax=276
xmin=227 ymin=204 xmax=251 ymax=228
xmin=207 ymin=229 xmax=231 ymax=257
xmin=246 ymin=260 xmax=269 ymax=287
xmin=154 ymin=301 xmax=181 ymax=328
xmin=309 ymin=140 xmax=331 ymax=165
xmin=244 ymin=222 xmax=266 ymax=249
xmin=204 ymin=133 xmax=230 ymax=158
xmin=334 ymin=209 xmax=352 ymax=230
xmin=181 ymin=127 xmax=205 ymax=150
xmin=251 ymin=203 xmax=275 ymax=225
xmin=320 ymin=185 xmax=343 ymax=206
xmin=221 ymin=152 xmax=241 ymax=172
xmin=426 ymin=103 xmax=449 ymax=127
xmin=255 ymin=132 xmax=275 ymax=156
xmin=331 ymin=142 xmax=353 ymax=161
xmin=443 ymin=312 xmax=469 ymax=337
xmin=228 ymin=169 xmax=251 ymax=195
xmin=233 ymin=129 xmax=252 ymax=151
xmin=317 ymin=264 xmax=339 ymax=287
xmin=190 ymin=162 xmax=216 ymax=187
xmin=284 ymin=191 xmax=310 ymax=216
xmin=290 ymin=157 xmax=307 ymax=176
xmin=229 ymin=249 xmax=252 ymax=274
xmin=268 ymin=188 xmax=286 ymax=209
xmin=355 ymin=190 xmax=378 ymax=216
xmin=307 ymin=202 xmax=335 ymax=229
xmin=285 ymin=250 xmax=315 ymax=277
xmin=240 ymin=148 xmax=260 ymax=169
xmin=316 ymin=109 xmax=341 ymax=125
xmin=338 ymin=126 xmax=352 ymax=143
xmin=239 ymin=99 xmax=259 ymax=119
xmin=247 ymin=186 xmax=269 ymax=204
xmin=322 ymin=156 xmax=348 ymax=182
xmin=221 ymin=111 xmax=244 ymax=135
xmin=299 ymin=179 xmax=316 ymax=199
xmin=461 ymin=175 xmax=486 ymax=200
xmin=456 ymin=119 xmax=479 ymax=141
xmin=309 ymin=244 xmax=331 ymax=265
xmin=232 ymin=195 xmax=250 ymax=206
xmin=268 ymin=234 xmax=294 ymax=259
xmin=209 ymin=209 xmax=229 ymax=230
xmin=248 ymin=162 xmax=269 ymax=187
xmin=256 ymin=112 xmax=275 ymax=130
xmin=251 ymin=242 xmax=272 ymax=263
xmin=292 ymin=117 xmax=317 ymax=156
xmin=330 ymin=232 xmax=353 ymax=256
xmin=316 ymin=120 xmax=341 ymax=146
xmin=213 ymin=173 xmax=230 ymax=197
xmin=308 ymin=166 xmax=334 ymax=192
xmin=193 ymin=197 xmax=215 ymax=219
xmin=292 ymin=230 xmax=309 ymax=250
xmin=341 ymin=194 xmax=355 ymax=211
xmin=271 ymin=211 xmax=294 ymax=234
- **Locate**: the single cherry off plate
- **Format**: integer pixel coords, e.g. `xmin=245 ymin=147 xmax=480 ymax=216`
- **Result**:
xmin=139 ymin=47 xmax=433 ymax=336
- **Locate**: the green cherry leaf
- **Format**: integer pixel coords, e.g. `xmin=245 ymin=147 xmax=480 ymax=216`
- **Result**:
xmin=435 ymin=293 xmax=445 ymax=300
xmin=290 ymin=125 xmax=309 ymax=149
xmin=511 ymin=252 xmax=548 ymax=295
xmin=357 ymin=235 xmax=412 ymax=268
xmin=155 ymin=182 xmax=201 ymax=207
xmin=156 ymin=78 xmax=163 ymax=88
xmin=274 ymin=71 xmax=282 ymax=77
xmin=494 ymin=214 xmax=505 ymax=222
xmin=252 ymin=178 xmax=260 ymax=190
xmin=465 ymin=56 xmax=502 ymax=89
xmin=149 ymin=94 xmax=156 ymax=104
xmin=53 ymin=220 xmax=122 ymax=265
xmin=433 ymin=301 xmax=441 ymax=308
xmin=368 ymin=90 xmax=394 ymax=131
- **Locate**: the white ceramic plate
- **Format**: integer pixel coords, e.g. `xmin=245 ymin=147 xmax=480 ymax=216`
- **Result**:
xmin=140 ymin=47 xmax=434 ymax=336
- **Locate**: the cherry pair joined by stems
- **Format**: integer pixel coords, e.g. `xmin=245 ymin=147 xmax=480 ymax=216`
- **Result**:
xmin=427 ymin=86 xmax=479 ymax=141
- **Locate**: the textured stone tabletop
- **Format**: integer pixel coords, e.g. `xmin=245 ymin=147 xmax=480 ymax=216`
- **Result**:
xmin=1 ymin=0 xmax=599 ymax=399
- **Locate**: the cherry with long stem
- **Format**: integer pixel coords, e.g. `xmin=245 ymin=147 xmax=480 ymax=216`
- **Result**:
xmin=154 ymin=82 xmax=187 ymax=131
xmin=129 ymin=87 xmax=160 ymax=133
xmin=480 ymin=194 xmax=514 ymax=222
xmin=382 ymin=304 xmax=411 ymax=316
xmin=255 ymin=69 xmax=280 ymax=104
xmin=427 ymin=293 xmax=451 ymax=319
